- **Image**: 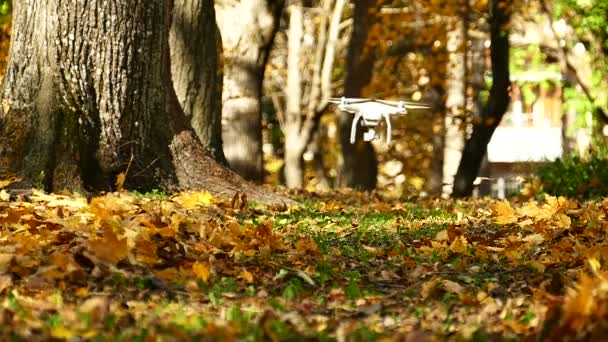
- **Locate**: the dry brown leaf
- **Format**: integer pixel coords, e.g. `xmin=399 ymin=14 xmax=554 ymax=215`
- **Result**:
xmin=442 ymin=279 xmax=464 ymax=294
xmin=421 ymin=277 xmax=440 ymax=299
xmin=435 ymin=229 xmax=449 ymax=241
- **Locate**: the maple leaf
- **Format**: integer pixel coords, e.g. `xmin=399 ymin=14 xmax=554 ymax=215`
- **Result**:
xmin=449 ymin=235 xmax=469 ymax=254
xmin=493 ymin=200 xmax=519 ymax=225
xmin=87 ymin=227 xmax=129 ymax=264
xmin=174 ymin=191 xmax=215 ymax=209
xmin=192 ymin=261 xmax=211 ymax=282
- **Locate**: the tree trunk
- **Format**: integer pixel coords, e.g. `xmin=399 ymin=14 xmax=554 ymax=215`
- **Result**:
xmin=0 ymin=0 xmax=287 ymax=205
xmin=442 ymin=14 xmax=467 ymax=197
xmin=452 ymin=0 xmax=511 ymax=198
xmin=170 ymin=0 xmax=225 ymax=163
xmin=281 ymin=0 xmax=344 ymax=189
xmin=338 ymin=0 xmax=377 ymax=191
xmin=215 ymin=0 xmax=285 ymax=183
xmin=283 ymin=3 xmax=305 ymax=189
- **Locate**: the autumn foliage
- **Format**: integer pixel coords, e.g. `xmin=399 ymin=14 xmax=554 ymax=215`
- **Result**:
xmin=0 ymin=183 xmax=606 ymax=339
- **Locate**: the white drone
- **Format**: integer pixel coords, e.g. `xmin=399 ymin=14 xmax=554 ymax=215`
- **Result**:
xmin=329 ymin=97 xmax=430 ymax=145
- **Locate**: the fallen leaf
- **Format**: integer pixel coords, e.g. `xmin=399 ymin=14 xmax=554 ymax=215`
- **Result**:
xmin=87 ymin=227 xmax=129 ymax=264
xmin=493 ymin=200 xmax=519 ymax=225
xmin=193 ymin=262 xmax=211 ymax=282
xmin=449 ymin=235 xmax=469 ymax=254
xmin=523 ymin=233 xmax=545 ymax=246
xmin=240 ymin=269 xmax=254 ymax=284
xmin=421 ymin=277 xmax=440 ymax=299
xmin=442 ymin=279 xmax=464 ymax=294
xmin=115 ymin=172 xmax=126 ymax=191
xmin=435 ymin=230 xmax=449 ymax=241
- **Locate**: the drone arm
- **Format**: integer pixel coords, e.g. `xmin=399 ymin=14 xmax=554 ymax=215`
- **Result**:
xmin=350 ymin=112 xmax=362 ymax=144
xmin=384 ymin=113 xmax=392 ymax=145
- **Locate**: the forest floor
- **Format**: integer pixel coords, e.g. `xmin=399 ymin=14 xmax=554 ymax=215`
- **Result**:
xmin=0 ymin=186 xmax=606 ymax=341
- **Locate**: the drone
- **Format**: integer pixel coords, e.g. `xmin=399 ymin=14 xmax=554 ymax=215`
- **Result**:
xmin=329 ymin=97 xmax=430 ymax=145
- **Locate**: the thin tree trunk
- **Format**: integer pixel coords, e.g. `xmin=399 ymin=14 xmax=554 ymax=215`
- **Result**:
xmin=0 ymin=0 xmax=288 ymax=205
xmin=283 ymin=3 xmax=305 ymax=188
xmin=216 ymin=0 xmax=285 ymax=183
xmin=442 ymin=13 xmax=467 ymax=196
xmin=281 ymin=0 xmax=344 ymax=189
xmin=338 ymin=0 xmax=377 ymax=191
xmin=452 ymin=0 xmax=511 ymax=198
xmin=170 ymin=0 xmax=225 ymax=163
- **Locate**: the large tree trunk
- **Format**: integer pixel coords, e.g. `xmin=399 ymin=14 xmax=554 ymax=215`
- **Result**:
xmin=215 ymin=0 xmax=285 ymax=183
xmin=338 ymin=0 xmax=377 ymax=191
xmin=452 ymin=0 xmax=511 ymax=198
xmin=0 ymin=0 xmax=286 ymax=205
xmin=170 ymin=0 xmax=225 ymax=163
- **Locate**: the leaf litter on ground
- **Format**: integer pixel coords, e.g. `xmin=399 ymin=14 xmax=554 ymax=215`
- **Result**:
xmin=0 ymin=187 xmax=607 ymax=340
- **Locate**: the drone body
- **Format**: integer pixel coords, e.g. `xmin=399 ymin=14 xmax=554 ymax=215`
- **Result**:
xmin=329 ymin=97 xmax=430 ymax=145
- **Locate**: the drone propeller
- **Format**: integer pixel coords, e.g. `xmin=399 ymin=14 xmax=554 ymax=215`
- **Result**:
xmin=328 ymin=97 xmax=430 ymax=110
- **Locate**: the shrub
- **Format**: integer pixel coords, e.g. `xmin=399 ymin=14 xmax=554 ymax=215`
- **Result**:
xmin=536 ymin=146 xmax=608 ymax=199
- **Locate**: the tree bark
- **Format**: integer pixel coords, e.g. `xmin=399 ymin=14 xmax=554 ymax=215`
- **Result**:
xmin=452 ymin=0 xmax=511 ymax=198
xmin=283 ymin=3 xmax=305 ymax=189
xmin=0 ymin=0 xmax=288 ymax=205
xmin=442 ymin=13 xmax=467 ymax=197
xmin=170 ymin=0 xmax=225 ymax=163
xmin=281 ymin=0 xmax=344 ymax=189
xmin=338 ymin=0 xmax=377 ymax=191
xmin=215 ymin=0 xmax=285 ymax=183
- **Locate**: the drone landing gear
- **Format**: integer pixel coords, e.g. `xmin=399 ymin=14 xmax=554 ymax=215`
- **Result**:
xmin=350 ymin=112 xmax=393 ymax=145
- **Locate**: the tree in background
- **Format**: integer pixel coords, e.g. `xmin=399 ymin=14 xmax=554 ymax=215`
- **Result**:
xmin=170 ymin=0 xmax=225 ymax=163
xmin=280 ymin=0 xmax=345 ymax=188
xmin=338 ymin=0 xmax=379 ymax=191
xmin=452 ymin=0 xmax=511 ymax=197
xmin=216 ymin=0 xmax=285 ymax=183
xmin=0 ymin=0 xmax=281 ymax=204
xmin=442 ymin=0 xmax=467 ymax=196
xmin=541 ymin=0 xmax=608 ymax=129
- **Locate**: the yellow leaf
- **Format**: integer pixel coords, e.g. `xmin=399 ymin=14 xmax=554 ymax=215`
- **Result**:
xmin=0 ymin=190 xmax=9 ymax=201
xmin=192 ymin=262 xmax=211 ymax=282
xmin=174 ymin=191 xmax=215 ymax=209
xmin=240 ymin=269 xmax=254 ymax=284
xmin=557 ymin=213 xmax=571 ymax=229
xmin=50 ymin=327 xmax=76 ymax=339
xmin=115 ymin=172 xmax=126 ymax=191
xmin=449 ymin=235 xmax=469 ymax=254
xmin=493 ymin=200 xmax=518 ymax=225
xmin=587 ymin=257 xmax=601 ymax=275
xmin=87 ymin=227 xmax=129 ymax=264
xmin=0 ymin=176 xmax=20 ymax=189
